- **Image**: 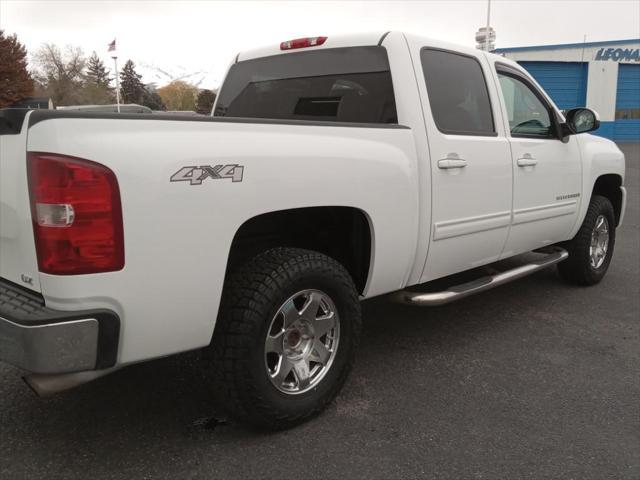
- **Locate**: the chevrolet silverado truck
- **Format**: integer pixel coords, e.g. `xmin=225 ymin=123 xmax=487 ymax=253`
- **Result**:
xmin=0 ymin=32 xmax=627 ymax=429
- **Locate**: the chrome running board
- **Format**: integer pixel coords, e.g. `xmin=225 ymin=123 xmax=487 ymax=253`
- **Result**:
xmin=391 ymin=247 xmax=568 ymax=307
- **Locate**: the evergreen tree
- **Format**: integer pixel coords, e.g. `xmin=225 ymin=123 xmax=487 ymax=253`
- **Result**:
xmin=86 ymin=51 xmax=110 ymax=87
xmin=196 ymin=89 xmax=216 ymax=115
xmin=81 ymin=51 xmax=114 ymax=104
xmin=142 ymin=87 xmax=166 ymax=111
xmin=0 ymin=30 xmax=34 ymax=108
xmin=119 ymin=60 xmax=145 ymax=104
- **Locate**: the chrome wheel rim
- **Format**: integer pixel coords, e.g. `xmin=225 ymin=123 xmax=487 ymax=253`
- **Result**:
xmin=264 ymin=289 xmax=340 ymax=395
xmin=590 ymin=215 xmax=610 ymax=269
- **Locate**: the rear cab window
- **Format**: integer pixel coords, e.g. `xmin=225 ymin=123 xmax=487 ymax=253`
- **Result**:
xmin=214 ymin=46 xmax=397 ymax=124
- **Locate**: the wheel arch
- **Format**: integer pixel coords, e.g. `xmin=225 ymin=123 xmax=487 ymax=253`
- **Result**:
xmin=225 ymin=206 xmax=374 ymax=295
xmin=591 ymin=174 xmax=623 ymax=226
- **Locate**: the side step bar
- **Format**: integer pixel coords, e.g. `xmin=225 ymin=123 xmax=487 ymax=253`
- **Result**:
xmin=391 ymin=248 xmax=569 ymax=307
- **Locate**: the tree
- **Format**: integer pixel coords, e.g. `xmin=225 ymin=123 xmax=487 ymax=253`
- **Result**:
xmin=119 ymin=60 xmax=145 ymax=104
xmin=196 ymin=89 xmax=216 ymax=115
xmin=86 ymin=51 xmax=110 ymax=87
xmin=32 ymin=44 xmax=86 ymax=105
xmin=83 ymin=51 xmax=114 ymax=104
xmin=142 ymin=86 xmax=166 ymax=110
xmin=0 ymin=30 xmax=34 ymax=108
xmin=157 ymin=80 xmax=198 ymax=111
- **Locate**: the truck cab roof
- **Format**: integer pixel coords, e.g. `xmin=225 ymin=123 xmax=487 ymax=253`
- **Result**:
xmin=235 ymin=30 xmax=515 ymax=66
xmin=237 ymin=32 xmax=389 ymax=62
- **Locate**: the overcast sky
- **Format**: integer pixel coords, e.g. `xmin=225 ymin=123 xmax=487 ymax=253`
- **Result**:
xmin=2 ymin=0 xmax=639 ymax=88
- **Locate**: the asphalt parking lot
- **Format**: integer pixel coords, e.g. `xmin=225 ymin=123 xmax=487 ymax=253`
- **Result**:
xmin=1 ymin=143 xmax=638 ymax=480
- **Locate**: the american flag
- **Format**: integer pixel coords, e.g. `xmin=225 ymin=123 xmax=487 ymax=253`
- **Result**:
xmin=108 ymin=39 xmax=116 ymax=52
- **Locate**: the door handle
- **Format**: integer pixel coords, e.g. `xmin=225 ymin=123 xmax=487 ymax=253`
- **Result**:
xmin=438 ymin=157 xmax=468 ymax=169
xmin=517 ymin=154 xmax=537 ymax=167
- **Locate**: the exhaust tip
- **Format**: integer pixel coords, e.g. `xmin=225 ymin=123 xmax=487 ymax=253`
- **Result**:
xmin=23 ymin=369 xmax=118 ymax=397
xmin=22 ymin=375 xmax=46 ymax=397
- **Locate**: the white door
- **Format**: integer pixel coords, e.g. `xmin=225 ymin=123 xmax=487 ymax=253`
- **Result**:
xmin=415 ymin=46 xmax=513 ymax=282
xmin=494 ymin=64 xmax=582 ymax=258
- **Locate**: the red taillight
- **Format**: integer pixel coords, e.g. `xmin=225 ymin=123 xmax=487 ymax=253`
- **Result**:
xmin=27 ymin=152 xmax=124 ymax=275
xmin=280 ymin=36 xmax=327 ymax=50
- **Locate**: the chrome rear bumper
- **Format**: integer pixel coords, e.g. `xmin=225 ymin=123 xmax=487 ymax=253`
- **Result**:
xmin=0 ymin=278 xmax=119 ymax=374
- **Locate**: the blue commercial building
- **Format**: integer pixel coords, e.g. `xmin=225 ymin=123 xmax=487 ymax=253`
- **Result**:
xmin=495 ymin=39 xmax=640 ymax=141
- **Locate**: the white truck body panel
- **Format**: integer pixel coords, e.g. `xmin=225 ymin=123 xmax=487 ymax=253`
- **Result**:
xmin=237 ymin=32 xmax=386 ymax=62
xmin=0 ymin=124 xmax=42 ymax=291
xmin=571 ymin=133 xmax=627 ymax=237
xmin=483 ymin=55 xmax=584 ymax=256
xmin=404 ymin=34 xmax=514 ymax=282
xmin=380 ymin=32 xmax=434 ymax=286
xmin=27 ymin=117 xmax=419 ymax=363
xmin=0 ymin=31 xmax=626 ymax=373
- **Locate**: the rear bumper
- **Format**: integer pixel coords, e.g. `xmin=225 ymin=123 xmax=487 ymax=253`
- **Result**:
xmin=0 ymin=278 xmax=119 ymax=374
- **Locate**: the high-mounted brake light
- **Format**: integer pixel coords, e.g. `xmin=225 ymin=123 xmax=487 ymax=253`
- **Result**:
xmin=280 ymin=36 xmax=327 ymax=50
xmin=27 ymin=152 xmax=124 ymax=275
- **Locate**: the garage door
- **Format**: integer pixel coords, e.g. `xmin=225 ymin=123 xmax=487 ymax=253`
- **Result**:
xmin=614 ymin=64 xmax=640 ymax=141
xmin=518 ymin=61 xmax=588 ymax=110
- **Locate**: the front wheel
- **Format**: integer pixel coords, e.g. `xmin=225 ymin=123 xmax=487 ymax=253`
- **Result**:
xmin=208 ymin=248 xmax=361 ymax=430
xmin=558 ymin=195 xmax=616 ymax=285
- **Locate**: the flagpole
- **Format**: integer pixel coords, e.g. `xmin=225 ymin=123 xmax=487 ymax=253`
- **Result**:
xmin=112 ymin=55 xmax=121 ymax=113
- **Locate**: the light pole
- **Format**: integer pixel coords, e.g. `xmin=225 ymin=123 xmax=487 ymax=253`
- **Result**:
xmin=485 ymin=0 xmax=492 ymax=52
xmin=475 ymin=0 xmax=495 ymax=52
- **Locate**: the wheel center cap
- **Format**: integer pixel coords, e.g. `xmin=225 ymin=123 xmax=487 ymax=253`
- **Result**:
xmin=287 ymin=329 xmax=302 ymax=349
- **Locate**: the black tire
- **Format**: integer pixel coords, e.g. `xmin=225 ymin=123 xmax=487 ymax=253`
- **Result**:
xmin=557 ymin=195 xmax=616 ymax=285
xmin=208 ymin=247 xmax=361 ymax=430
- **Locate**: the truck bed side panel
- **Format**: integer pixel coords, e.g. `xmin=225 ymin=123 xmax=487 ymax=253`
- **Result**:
xmin=26 ymin=117 xmax=419 ymax=365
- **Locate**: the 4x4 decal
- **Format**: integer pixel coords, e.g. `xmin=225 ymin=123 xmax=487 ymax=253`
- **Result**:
xmin=170 ymin=165 xmax=244 ymax=185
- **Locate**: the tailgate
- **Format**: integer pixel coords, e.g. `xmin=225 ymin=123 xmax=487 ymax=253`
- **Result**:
xmin=0 ymin=109 xmax=41 ymax=292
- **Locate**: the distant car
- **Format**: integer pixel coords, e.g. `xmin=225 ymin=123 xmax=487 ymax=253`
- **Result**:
xmin=158 ymin=110 xmax=202 ymax=115
xmin=56 ymin=104 xmax=152 ymax=113
xmin=10 ymin=97 xmax=54 ymax=110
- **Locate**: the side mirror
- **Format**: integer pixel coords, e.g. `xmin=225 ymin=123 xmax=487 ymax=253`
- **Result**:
xmin=564 ymin=108 xmax=600 ymax=135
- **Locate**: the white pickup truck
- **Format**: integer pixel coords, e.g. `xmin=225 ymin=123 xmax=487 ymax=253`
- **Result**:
xmin=0 ymin=32 xmax=627 ymax=429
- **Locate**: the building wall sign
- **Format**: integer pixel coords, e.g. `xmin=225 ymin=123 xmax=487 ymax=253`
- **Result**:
xmin=595 ymin=48 xmax=640 ymax=61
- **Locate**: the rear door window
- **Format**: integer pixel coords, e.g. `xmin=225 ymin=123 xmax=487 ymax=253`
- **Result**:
xmin=214 ymin=46 xmax=397 ymax=124
xmin=420 ymin=49 xmax=495 ymax=136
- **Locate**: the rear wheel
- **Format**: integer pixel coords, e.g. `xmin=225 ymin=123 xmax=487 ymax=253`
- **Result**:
xmin=558 ymin=195 xmax=616 ymax=285
xmin=208 ymin=247 xmax=361 ymax=430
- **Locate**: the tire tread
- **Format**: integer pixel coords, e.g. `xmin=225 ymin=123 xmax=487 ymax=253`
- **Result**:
xmin=209 ymin=247 xmax=361 ymax=430
xmin=558 ymin=195 xmax=616 ymax=285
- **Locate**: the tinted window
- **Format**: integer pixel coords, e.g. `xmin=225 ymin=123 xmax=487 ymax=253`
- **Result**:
xmin=497 ymin=73 xmax=552 ymax=137
xmin=214 ymin=47 xmax=397 ymax=124
xmin=420 ymin=49 xmax=495 ymax=135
